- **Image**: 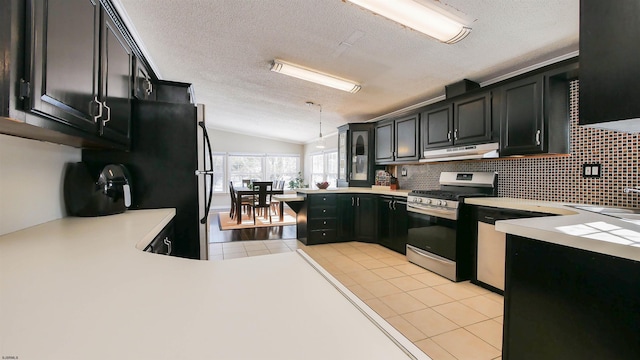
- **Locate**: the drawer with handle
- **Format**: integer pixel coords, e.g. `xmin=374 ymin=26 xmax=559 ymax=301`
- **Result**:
xmin=309 ymin=229 xmax=337 ymax=244
xmin=308 ymin=206 xmax=337 ymax=218
xmin=309 ymin=194 xmax=337 ymax=207
xmin=309 ymin=218 xmax=337 ymax=230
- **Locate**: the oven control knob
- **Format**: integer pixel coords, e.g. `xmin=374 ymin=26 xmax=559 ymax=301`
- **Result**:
xmin=424 ymin=199 xmax=432 ymax=205
xmin=416 ymin=198 xmax=423 ymax=203
xmin=438 ymin=200 xmax=447 ymax=206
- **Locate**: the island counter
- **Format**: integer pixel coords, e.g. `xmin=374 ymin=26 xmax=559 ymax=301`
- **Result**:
xmin=464 ymin=198 xmax=640 ymax=359
xmin=0 ymin=209 xmax=428 ymax=360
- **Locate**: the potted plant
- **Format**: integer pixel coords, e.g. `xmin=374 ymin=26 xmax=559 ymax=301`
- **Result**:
xmin=288 ymin=172 xmax=307 ymax=189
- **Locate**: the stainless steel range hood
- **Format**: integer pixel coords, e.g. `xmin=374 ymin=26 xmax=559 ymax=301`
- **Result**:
xmin=419 ymin=142 xmax=499 ymax=163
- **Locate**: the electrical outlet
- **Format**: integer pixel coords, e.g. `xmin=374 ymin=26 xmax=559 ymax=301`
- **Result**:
xmin=582 ymin=163 xmax=602 ymax=178
xmin=401 ymin=167 xmax=407 ymax=177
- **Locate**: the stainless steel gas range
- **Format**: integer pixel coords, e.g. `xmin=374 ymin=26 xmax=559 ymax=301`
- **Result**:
xmin=406 ymin=172 xmax=497 ymax=281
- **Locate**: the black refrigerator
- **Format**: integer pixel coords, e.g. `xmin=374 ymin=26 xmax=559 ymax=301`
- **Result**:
xmin=83 ymin=101 xmax=213 ymax=259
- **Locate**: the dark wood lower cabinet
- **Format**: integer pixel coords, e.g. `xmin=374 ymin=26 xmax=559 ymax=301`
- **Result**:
xmin=336 ymin=194 xmax=378 ymax=243
xmin=378 ymin=196 xmax=408 ymax=254
xmin=300 ymin=193 xmax=408 ymax=254
xmin=297 ymin=193 xmax=338 ymax=245
xmin=336 ymin=195 xmax=355 ymax=242
xmin=504 ymin=234 xmax=640 ymax=360
xmin=353 ymin=194 xmax=377 ymax=242
xmin=144 ymin=220 xmax=174 ymax=255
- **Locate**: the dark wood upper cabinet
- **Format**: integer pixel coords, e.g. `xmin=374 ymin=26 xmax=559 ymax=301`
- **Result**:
xmin=394 ymin=114 xmax=420 ymax=161
xmin=421 ymin=92 xmax=492 ymax=151
xmin=99 ymin=11 xmax=132 ymax=145
xmin=25 ymin=0 xmax=101 ymax=134
xmin=499 ymin=75 xmax=545 ymax=155
xmin=134 ymin=58 xmax=156 ymax=101
xmin=421 ymin=104 xmax=453 ymax=150
xmin=498 ymin=61 xmax=575 ymax=156
xmin=375 ymin=113 xmax=419 ymax=164
xmin=579 ymin=0 xmax=640 ymax=130
xmin=155 ymin=80 xmax=193 ymax=104
xmin=454 ymin=93 xmax=492 ymax=146
xmin=17 ymin=0 xmax=131 ymax=149
xmin=337 ymin=123 xmax=376 ymax=187
xmin=375 ymin=120 xmax=394 ymax=163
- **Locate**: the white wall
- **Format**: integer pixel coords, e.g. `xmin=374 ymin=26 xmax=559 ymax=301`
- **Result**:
xmin=211 ymin=128 xmax=304 ymax=154
xmin=209 ymin=128 xmax=305 ymax=209
xmin=0 ymin=134 xmax=81 ymax=235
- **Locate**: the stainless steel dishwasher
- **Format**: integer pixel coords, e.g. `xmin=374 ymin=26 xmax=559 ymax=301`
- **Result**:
xmin=475 ymin=207 xmax=553 ymax=293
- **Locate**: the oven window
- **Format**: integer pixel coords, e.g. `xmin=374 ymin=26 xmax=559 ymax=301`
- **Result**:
xmin=407 ymin=211 xmax=457 ymax=261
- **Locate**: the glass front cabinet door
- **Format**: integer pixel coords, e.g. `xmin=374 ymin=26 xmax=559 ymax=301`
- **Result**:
xmin=337 ymin=123 xmax=376 ymax=188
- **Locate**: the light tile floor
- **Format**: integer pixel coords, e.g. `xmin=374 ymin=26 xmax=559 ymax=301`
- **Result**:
xmin=209 ymin=240 xmax=503 ymax=360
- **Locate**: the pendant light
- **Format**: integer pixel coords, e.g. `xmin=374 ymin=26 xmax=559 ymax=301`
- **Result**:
xmin=307 ymin=102 xmax=325 ymax=149
xmin=317 ymin=104 xmax=325 ymax=149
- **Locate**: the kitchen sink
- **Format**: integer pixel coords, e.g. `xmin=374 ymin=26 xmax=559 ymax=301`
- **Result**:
xmin=568 ymin=205 xmax=640 ymax=221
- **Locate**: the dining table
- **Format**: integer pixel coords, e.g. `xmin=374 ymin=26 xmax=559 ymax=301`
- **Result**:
xmin=233 ymin=186 xmax=285 ymax=224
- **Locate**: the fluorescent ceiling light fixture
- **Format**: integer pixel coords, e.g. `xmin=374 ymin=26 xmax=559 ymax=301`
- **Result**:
xmin=347 ymin=0 xmax=471 ymax=44
xmin=270 ymin=60 xmax=361 ymax=93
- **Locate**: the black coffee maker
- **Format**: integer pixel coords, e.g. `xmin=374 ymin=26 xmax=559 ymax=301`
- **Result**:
xmin=64 ymin=162 xmax=132 ymax=217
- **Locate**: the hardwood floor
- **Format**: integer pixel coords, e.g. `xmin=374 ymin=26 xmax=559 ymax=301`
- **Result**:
xmin=209 ymin=210 xmax=297 ymax=243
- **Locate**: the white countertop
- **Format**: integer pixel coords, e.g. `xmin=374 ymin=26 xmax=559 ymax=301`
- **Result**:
xmin=296 ymin=187 xmax=410 ymax=197
xmin=465 ymin=197 xmax=640 ymax=262
xmin=0 ymin=209 xmax=426 ymax=360
xmin=272 ymin=194 xmax=305 ymax=202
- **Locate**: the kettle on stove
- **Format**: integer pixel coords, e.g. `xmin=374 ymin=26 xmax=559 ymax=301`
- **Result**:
xmin=64 ymin=162 xmax=132 ymax=217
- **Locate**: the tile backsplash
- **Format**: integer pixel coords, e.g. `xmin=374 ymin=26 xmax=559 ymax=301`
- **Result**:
xmin=397 ymin=81 xmax=640 ymax=208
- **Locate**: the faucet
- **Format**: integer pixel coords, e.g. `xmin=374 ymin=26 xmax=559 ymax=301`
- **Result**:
xmin=623 ymin=187 xmax=640 ymax=194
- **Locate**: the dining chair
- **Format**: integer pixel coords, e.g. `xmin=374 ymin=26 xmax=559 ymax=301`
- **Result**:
xmin=229 ymin=181 xmax=252 ymax=219
xmin=270 ymin=180 xmax=285 ymax=216
xmin=228 ymin=181 xmax=236 ymax=219
xmin=251 ymin=181 xmax=273 ymax=224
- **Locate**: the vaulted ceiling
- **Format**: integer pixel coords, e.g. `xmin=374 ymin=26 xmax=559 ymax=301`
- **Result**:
xmin=115 ymin=0 xmax=579 ymax=144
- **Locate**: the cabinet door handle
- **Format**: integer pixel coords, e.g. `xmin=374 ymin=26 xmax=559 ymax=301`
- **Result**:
xmin=357 ymin=197 xmax=360 ymax=207
xmin=163 ymin=237 xmax=171 ymax=255
xmin=392 ymin=200 xmax=397 ymax=210
xmin=145 ymin=79 xmax=153 ymax=95
xmin=323 ymin=209 xmax=326 ymax=213
xmin=92 ymin=97 xmax=102 ymax=124
xmin=388 ymin=201 xmax=392 ymax=210
xmin=447 ymin=131 xmax=452 ymax=141
xmin=535 ymin=129 xmax=541 ymax=146
xmin=102 ymin=101 xmax=111 ymax=125
xmin=454 ymin=129 xmax=458 ymax=140
xmin=323 ymin=220 xmax=327 ymax=225
xmin=352 ymin=197 xmax=355 ymax=206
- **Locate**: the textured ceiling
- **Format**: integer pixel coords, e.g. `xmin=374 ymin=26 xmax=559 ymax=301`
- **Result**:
xmin=115 ymin=0 xmax=579 ymax=144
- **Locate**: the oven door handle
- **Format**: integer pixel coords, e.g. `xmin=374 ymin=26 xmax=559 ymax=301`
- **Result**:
xmin=406 ymin=245 xmax=455 ymax=265
xmin=407 ymin=204 xmax=457 ymax=220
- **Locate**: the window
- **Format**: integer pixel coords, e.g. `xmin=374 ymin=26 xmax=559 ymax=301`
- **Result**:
xmin=325 ymin=151 xmax=338 ymax=186
xmin=310 ymin=150 xmax=338 ymax=188
xmin=211 ymin=153 xmax=225 ymax=193
xmin=266 ymin=155 xmax=299 ymax=183
xmin=311 ymin=154 xmax=324 ymax=186
xmin=228 ymin=154 xmax=263 ymax=185
xmin=223 ymin=153 xmax=300 ymax=191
